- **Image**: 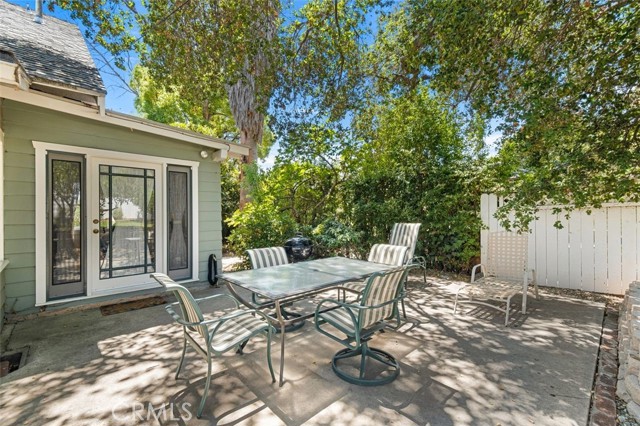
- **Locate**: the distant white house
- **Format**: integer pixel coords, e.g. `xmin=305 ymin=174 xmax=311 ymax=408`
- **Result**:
xmin=0 ymin=0 xmax=247 ymax=321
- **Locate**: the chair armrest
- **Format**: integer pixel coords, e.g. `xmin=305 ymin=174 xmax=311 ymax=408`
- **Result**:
xmin=470 ymin=264 xmax=486 ymax=283
xmin=208 ymin=308 xmax=274 ymax=335
xmin=194 ymin=293 xmax=240 ymax=309
xmin=165 ymin=303 xmax=205 ymax=327
xmin=315 ymin=298 xmax=363 ymax=315
xmin=164 ymin=298 xmax=254 ymax=329
xmin=411 ymin=256 xmax=426 ymax=268
xmin=315 ymin=296 xmax=400 ymax=321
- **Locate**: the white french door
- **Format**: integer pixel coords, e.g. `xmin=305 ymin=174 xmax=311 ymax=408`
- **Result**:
xmin=88 ymin=157 xmax=164 ymax=296
xmin=35 ymin=142 xmax=199 ymax=306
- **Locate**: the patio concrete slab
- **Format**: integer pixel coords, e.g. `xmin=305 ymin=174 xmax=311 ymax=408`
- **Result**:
xmin=0 ymin=273 xmax=604 ymax=425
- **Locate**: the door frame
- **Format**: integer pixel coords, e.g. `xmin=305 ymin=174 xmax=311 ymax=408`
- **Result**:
xmin=34 ymin=141 xmax=200 ymax=306
xmin=88 ymin=156 xmax=164 ymax=296
xmin=167 ymin=165 xmax=193 ymax=281
xmin=46 ymin=151 xmax=87 ymax=299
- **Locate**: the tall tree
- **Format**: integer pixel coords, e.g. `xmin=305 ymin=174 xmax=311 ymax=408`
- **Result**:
xmin=374 ymin=0 xmax=640 ymax=228
xmin=52 ymin=0 xmax=377 ymax=207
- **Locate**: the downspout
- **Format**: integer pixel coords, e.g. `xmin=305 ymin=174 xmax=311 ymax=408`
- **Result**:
xmin=34 ymin=0 xmax=43 ymax=24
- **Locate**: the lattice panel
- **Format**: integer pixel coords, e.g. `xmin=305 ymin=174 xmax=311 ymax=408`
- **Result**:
xmin=486 ymin=232 xmax=528 ymax=282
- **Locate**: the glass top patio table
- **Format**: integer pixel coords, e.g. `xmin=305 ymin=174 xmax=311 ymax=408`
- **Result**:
xmin=219 ymin=257 xmax=396 ymax=300
xmin=217 ymin=257 xmax=397 ymax=386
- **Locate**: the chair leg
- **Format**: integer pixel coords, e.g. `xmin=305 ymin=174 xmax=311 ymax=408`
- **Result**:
xmin=197 ymin=354 xmax=213 ymax=418
xmin=400 ymin=298 xmax=407 ymax=319
xmin=266 ymin=327 xmax=276 ymax=383
xmin=359 ymin=346 xmax=367 ymax=380
xmin=237 ymin=339 xmax=249 ymax=354
xmin=175 ymin=332 xmax=187 ymax=380
xmin=331 ymin=343 xmax=400 ymax=386
xmin=505 ymin=296 xmax=512 ymax=326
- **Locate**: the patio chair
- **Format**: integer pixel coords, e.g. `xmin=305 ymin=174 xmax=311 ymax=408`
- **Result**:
xmin=246 ymin=247 xmax=304 ymax=331
xmin=315 ymin=266 xmax=410 ymax=385
xmin=150 ymin=273 xmax=275 ymax=418
xmin=453 ymin=231 xmax=539 ymax=326
xmin=389 ymin=222 xmax=426 ymax=283
xmin=340 ymin=244 xmax=409 ymax=320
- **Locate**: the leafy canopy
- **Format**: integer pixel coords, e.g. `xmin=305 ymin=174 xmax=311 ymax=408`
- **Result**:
xmin=374 ymin=0 xmax=640 ymax=228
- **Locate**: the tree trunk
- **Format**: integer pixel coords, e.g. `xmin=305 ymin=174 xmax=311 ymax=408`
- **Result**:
xmin=227 ymin=74 xmax=263 ymax=209
xmin=226 ymin=0 xmax=277 ymax=209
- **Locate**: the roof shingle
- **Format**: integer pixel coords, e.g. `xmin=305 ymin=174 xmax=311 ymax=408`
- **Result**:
xmin=0 ymin=0 xmax=106 ymax=94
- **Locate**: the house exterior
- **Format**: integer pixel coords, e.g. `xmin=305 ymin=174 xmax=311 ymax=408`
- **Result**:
xmin=0 ymin=1 xmax=247 ymax=324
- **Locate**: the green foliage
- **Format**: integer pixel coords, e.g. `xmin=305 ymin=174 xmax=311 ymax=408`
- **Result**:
xmin=312 ymin=219 xmax=365 ymax=259
xmin=225 ymin=197 xmax=298 ymax=261
xmin=112 ymin=207 xmax=123 ymax=221
xmin=374 ymin=0 xmax=640 ymax=229
xmin=227 ymin=86 xmax=482 ymax=271
xmin=347 ymin=87 xmax=482 ymax=270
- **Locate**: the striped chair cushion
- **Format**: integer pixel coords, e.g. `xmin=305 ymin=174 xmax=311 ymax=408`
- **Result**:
xmin=151 ymin=273 xmax=208 ymax=339
xmin=368 ymin=244 xmax=409 ymax=266
xmin=389 ymin=223 xmax=421 ymax=263
xmin=341 ymin=244 xmax=408 ymax=294
xmin=209 ymin=311 xmax=273 ymax=353
xmin=318 ymin=306 xmax=358 ymax=336
xmin=247 ymin=247 xmax=289 ymax=269
xmin=360 ymin=268 xmax=406 ymax=328
xmin=319 ymin=267 xmax=406 ymax=334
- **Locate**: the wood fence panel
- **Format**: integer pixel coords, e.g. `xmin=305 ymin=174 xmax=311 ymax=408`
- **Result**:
xmin=568 ymin=212 xmax=582 ymax=290
xmin=545 ymin=211 xmax=560 ymax=287
xmin=621 ymin=207 xmax=638 ymax=290
xmin=556 ymin=213 xmax=571 ymax=290
xmin=607 ymin=208 xmax=623 ymax=294
xmin=580 ymin=210 xmax=596 ymax=292
xmin=481 ymin=195 xmax=640 ymax=295
xmin=593 ymin=209 xmax=608 ymax=293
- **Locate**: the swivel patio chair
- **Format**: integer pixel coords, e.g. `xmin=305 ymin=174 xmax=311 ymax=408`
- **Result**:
xmin=453 ymin=231 xmax=539 ymax=326
xmin=246 ymin=247 xmax=304 ymax=331
xmin=150 ymin=273 xmax=275 ymax=418
xmin=339 ymin=244 xmax=409 ymax=320
xmin=315 ymin=267 xmax=410 ymax=385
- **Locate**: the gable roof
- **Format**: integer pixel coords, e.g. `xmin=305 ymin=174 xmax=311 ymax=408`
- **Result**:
xmin=0 ymin=0 xmax=106 ymax=94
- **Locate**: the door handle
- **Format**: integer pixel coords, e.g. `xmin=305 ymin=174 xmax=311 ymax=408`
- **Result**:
xmin=93 ymin=219 xmax=99 ymax=224
xmin=93 ymin=229 xmax=100 ymax=234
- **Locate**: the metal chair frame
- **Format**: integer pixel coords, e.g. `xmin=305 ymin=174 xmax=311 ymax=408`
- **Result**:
xmin=340 ymin=244 xmax=409 ymax=321
xmin=453 ymin=232 xmax=539 ymax=326
xmin=151 ymin=273 xmax=275 ymax=418
xmin=315 ymin=267 xmax=410 ymax=386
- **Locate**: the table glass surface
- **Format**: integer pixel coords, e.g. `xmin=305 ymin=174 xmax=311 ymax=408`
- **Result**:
xmin=218 ymin=257 xmax=396 ymax=300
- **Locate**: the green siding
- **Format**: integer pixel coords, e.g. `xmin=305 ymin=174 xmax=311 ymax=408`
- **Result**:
xmin=2 ymin=100 xmax=223 ymax=314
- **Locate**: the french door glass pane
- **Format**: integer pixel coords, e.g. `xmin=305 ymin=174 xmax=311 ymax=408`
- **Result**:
xmin=51 ymin=159 xmax=82 ymax=285
xmin=168 ymin=171 xmax=188 ymax=270
xmin=99 ymin=165 xmax=155 ymax=279
xmin=167 ymin=166 xmax=191 ymax=280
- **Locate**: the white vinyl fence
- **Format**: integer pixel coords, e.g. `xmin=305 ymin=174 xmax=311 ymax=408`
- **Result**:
xmin=481 ymin=194 xmax=640 ymax=295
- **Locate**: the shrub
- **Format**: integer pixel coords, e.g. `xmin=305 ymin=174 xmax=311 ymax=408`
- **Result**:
xmin=225 ymin=197 xmax=298 ymax=263
xmin=311 ymin=219 xmax=365 ymax=259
